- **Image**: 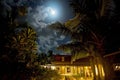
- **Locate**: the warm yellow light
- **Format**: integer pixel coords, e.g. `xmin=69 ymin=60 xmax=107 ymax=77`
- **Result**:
xmin=85 ymin=66 xmax=88 ymax=69
xmin=51 ymin=66 xmax=56 ymax=70
xmin=115 ymin=65 xmax=120 ymax=70
xmin=80 ymin=77 xmax=84 ymax=80
xmin=101 ymin=66 xmax=105 ymax=76
xmin=43 ymin=66 xmax=46 ymax=68
xmin=95 ymin=65 xmax=98 ymax=76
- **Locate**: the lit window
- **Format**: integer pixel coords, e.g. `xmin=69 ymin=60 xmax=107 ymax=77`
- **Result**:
xmin=51 ymin=66 xmax=56 ymax=70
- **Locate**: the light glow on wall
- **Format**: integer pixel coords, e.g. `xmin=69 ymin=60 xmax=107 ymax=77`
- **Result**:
xmin=95 ymin=65 xmax=98 ymax=76
xmin=101 ymin=66 xmax=105 ymax=77
xmin=51 ymin=66 xmax=56 ymax=70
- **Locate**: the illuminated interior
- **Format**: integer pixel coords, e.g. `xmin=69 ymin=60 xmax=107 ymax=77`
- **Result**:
xmin=113 ymin=64 xmax=120 ymax=71
xmin=51 ymin=65 xmax=94 ymax=79
xmin=42 ymin=55 xmax=106 ymax=80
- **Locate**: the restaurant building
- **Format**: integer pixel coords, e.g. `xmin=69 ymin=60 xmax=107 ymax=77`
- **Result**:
xmin=49 ymin=55 xmax=94 ymax=80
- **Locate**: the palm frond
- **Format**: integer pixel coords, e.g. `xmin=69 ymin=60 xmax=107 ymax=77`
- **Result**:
xmin=70 ymin=0 xmax=115 ymax=19
xmin=90 ymin=0 xmax=115 ymax=18
xmin=69 ymin=0 xmax=87 ymax=13
xmin=48 ymin=22 xmax=72 ymax=35
xmin=65 ymin=13 xmax=88 ymax=32
xmin=97 ymin=0 xmax=115 ymax=17
xmin=57 ymin=42 xmax=86 ymax=52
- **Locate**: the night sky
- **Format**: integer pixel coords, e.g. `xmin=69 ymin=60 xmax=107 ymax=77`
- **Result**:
xmin=1 ymin=0 xmax=120 ymax=54
xmin=1 ymin=0 xmax=74 ymax=54
xmin=25 ymin=0 xmax=74 ymax=54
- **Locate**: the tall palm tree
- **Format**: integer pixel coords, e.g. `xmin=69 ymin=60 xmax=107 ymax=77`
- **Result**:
xmin=68 ymin=0 xmax=115 ymax=35
xmin=49 ymin=0 xmax=115 ymax=80
xmin=68 ymin=1 xmax=116 ymax=79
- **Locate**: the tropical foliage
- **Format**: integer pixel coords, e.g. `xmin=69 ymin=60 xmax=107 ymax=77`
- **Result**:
xmin=49 ymin=0 xmax=117 ymax=80
xmin=0 ymin=1 xmax=61 ymax=80
xmin=3 ymin=23 xmax=37 ymax=64
xmin=49 ymin=0 xmax=115 ymax=61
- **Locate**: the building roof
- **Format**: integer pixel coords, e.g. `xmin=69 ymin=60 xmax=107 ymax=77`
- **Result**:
xmin=104 ymin=51 xmax=120 ymax=58
xmin=53 ymin=55 xmax=71 ymax=62
xmin=52 ymin=54 xmax=91 ymax=66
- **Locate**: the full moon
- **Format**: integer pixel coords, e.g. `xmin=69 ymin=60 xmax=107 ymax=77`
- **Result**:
xmin=49 ymin=8 xmax=56 ymax=16
xmin=51 ymin=9 xmax=56 ymax=15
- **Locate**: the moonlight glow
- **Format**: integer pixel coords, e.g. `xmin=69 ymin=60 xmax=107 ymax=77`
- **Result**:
xmin=51 ymin=9 xmax=56 ymax=15
xmin=49 ymin=8 xmax=57 ymax=16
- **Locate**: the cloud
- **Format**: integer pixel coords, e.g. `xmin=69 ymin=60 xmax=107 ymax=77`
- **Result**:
xmin=26 ymin=5 xmax=66 ymax=53
xmin=2 ymin=0 xmax=68 ymax=53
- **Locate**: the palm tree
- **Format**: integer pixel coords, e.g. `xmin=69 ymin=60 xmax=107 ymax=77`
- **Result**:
xmin=49 ymin=0 xmax=116 ymax=80
xmin=68 ymin=0 xmax=115 ymax=35
xmin=4 ymin=23 xmax=38 ymax=67
xmin=68 ymin=0 xmax=116 ymax=79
